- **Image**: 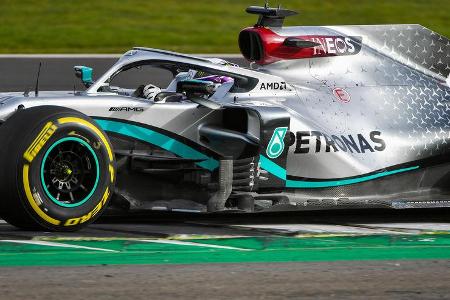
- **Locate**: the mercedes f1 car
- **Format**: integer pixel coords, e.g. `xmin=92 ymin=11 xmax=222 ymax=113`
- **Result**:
xmin=0 ymin=5 xmax=449 ymax=231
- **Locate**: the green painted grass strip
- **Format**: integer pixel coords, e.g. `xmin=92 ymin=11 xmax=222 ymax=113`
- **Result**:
xmin=0 ymin=234 xmax=449 ymax=267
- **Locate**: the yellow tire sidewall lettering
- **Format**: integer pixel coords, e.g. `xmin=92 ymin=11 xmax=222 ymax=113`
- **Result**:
xmin=109 ymin=164 xmax=115 ymax=183
xmin=20 ymin=115 xmax=115 ymax=228
xmin=22 ymin=164 xmax=61 ymax=225
xmin=57 ymin=117 xmax=114 ymax=162
xmin=23 ymin=122 xmax=57 ymax=163
xmin=63 ymin=187 xmax=110 ymax=226
xmin=22 ymin=121 xmax=61 ymax=225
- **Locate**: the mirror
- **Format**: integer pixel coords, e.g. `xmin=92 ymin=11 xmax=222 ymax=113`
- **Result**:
xmin=74 ymin=66 xmax=94 ymax=88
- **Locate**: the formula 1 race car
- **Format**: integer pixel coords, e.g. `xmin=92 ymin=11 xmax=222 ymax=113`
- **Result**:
xmin=0 ymin=4 xmax=449 ymax=231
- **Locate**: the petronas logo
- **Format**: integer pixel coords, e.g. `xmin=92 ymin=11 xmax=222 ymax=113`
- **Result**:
xmin=266 ymin=127 xmax=288 ymax=159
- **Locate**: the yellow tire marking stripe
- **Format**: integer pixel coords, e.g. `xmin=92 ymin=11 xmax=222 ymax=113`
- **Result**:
xmin=27 ymin=122 xmax=52 ymax=153
xmin=23 ymin=164 xmax=60 ymax=226
xmin=57 ymin=117 xmax=113 ymax=162
xmin=23 ymin=122 xmax=57 ymax=163
xmin=109 ymin=164 xmax=114 ymax=183
xmin=63 ymin=187 xmax=110 ymax=226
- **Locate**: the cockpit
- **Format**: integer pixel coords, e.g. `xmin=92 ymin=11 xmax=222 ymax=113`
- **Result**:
xmin=77 ymin=58 xmax=258 ymax=104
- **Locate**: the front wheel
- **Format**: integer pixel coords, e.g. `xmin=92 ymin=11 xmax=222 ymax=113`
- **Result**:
xmin=0 ymin=106 xmax=115 ymax=231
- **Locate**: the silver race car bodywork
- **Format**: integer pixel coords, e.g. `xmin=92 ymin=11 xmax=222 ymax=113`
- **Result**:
xmin=0 ymin=5 xmax=449 ymax=216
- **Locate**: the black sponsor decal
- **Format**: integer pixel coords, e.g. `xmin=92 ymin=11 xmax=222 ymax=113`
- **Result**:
xmin=260 ymin=82 xmax=288 ymax=91
xmin=109 ymin=107 xmax=144 ymax=112
xmin=288 ymin=130 xmax=386 ymax=154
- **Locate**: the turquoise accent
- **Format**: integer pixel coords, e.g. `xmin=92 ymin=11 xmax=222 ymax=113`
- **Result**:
xmin=266 ymin=127 xmax=288 ymax=159
xmin=259 ymin=155 xmax=286 ymax=180
xmin=95 ymin=119 xmax=219 ymax=171
xmin=40 ymin=137 xmax=100 ymax=208
xmin=92 ymin=119 xmax=419 ymax=188
xmin=259 ymin=155 xmax=419 ymax=189
xmin=74 ymin=65 xmax=93 ymax=86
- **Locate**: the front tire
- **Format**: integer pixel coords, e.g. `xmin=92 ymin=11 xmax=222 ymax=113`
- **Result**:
xmin=0 ymin=106 xmax=115 ymax=231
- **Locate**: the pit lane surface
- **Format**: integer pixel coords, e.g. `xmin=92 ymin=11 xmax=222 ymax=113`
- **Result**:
xmin=1 ymin=209 xmax=450 ymax=299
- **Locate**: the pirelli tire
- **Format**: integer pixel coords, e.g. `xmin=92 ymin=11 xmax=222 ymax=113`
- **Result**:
xmin=0 ymin=106 xmax=115 ymax=231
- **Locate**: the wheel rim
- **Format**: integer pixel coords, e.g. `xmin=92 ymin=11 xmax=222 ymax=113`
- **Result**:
xmin=40 ymin=137 xmax=100 ymax=208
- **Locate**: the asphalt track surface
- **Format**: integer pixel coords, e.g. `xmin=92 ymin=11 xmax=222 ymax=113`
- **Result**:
xmin=0 ymin=54 xmax=247 ymax=92
xmin=1 ymin=261 xmax=449 ymax=300
xmin=0 ymin=55 xmax=449 ymax=299
xmin=1 ymin=209 xmax=450 ymax=299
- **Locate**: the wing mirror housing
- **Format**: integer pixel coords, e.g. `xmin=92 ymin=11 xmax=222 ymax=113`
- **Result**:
xmin=74 ymin=66 xmax=94 ymax=88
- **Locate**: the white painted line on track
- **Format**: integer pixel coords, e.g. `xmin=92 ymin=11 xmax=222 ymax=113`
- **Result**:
xmin=234 ymin=224 xmax=404 ymax=234
xmin=139 ymin=239 xmax=250 ymax=251
xmin=0 ymin=240 xmax=119 ymax=253
xmin=356 ymin=223 xmax=450 ymax=231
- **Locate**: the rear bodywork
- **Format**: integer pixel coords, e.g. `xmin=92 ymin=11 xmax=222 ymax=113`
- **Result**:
xmin=0 ymin=7 xmax=449 ymax=213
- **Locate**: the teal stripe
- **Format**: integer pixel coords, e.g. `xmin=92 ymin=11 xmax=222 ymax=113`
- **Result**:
xmin=259 ymin=155 xmax=419 ymax=189
xmin=259 ymin=155 xmax=286 ymax=180
xmin=95 ymin=119 xmax=219 ymax=171
xmin=93 ymin=119 xmax=419 ymax=187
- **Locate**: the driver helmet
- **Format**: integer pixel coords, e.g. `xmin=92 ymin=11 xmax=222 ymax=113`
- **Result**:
xmin=197 ymin=75 xmax=233 ymax=84
xmin=143 ymin=84 xmax=161 ymax=100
